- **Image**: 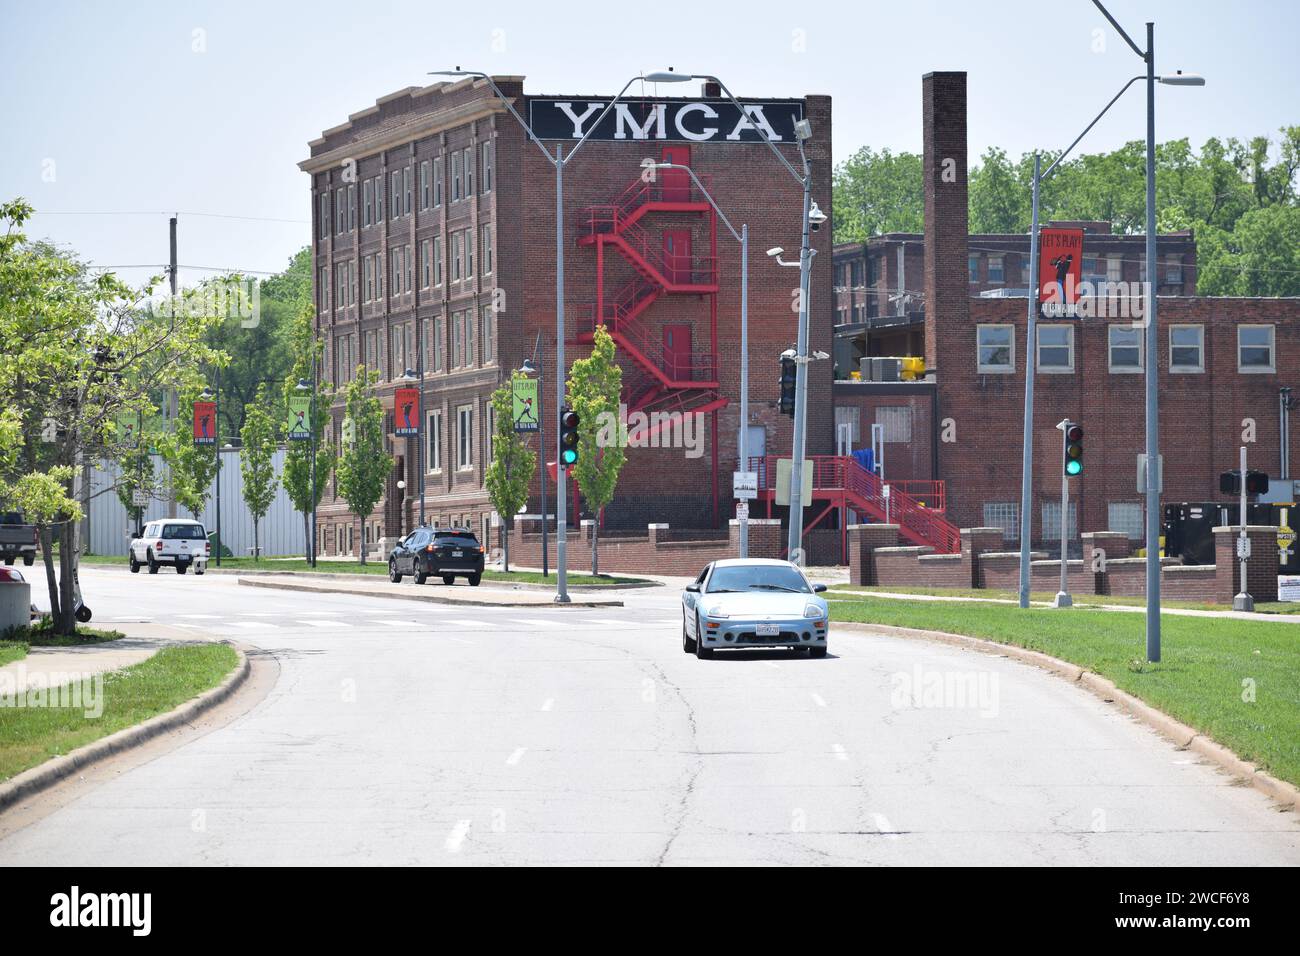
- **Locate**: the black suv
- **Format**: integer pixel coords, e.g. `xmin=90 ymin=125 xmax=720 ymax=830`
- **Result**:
xmin=388 ymin=527 xmax=485 ymax=586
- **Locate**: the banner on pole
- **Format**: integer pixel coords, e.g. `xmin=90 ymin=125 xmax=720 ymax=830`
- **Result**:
xmin=512 ymin=378 xmax=539 ymax=432
xmin=1039 ymin=227 xmax=1084 ymax=318
xmin=287 ymin=395 xmax=312 ymax=441
xmin=115 ymin=411 xmax=140 ymax=444
xmin=394 ymin=387 xmax=420 ymax=437
xmin=342 ymin=416 xmax=355 ymax=446
xmin=193 ymin=402 xmax=216 ymax=445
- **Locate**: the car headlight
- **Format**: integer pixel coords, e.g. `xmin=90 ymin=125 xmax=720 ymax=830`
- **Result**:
xmin=804 ymin=604 xmax=825 ymax=619
xmin=705 ymin=606 xmax=730 ymax=619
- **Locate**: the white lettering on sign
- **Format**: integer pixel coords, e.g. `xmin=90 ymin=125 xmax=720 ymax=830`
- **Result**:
xmin=726 ymin=105 xmax=782 ymax=142
xmin=615 ymin=102 xmax=666 ymax=140
xmin=554 ymin=102 xmax=602 ymax=138
xmin=675 ymin=103 xmax=718 ymax=141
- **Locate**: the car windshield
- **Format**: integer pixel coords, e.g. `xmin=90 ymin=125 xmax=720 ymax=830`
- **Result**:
xmin=434 ymin=535 xmax=479 ymax=548
xmin=163 ymin=524 xmax=206 ymax=539
xmin=706 ymin=564 xmax=811 ymax=594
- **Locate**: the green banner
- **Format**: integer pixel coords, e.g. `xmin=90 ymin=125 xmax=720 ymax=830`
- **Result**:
xmin=287 ymin=395 xmax=312 ymax=441
xmin=115 ymin=411 xmax=141 ymax=445
xmin=512 ymin=378 xmax=539 ymax=432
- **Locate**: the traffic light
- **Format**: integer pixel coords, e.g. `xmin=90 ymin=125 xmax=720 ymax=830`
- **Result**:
xmin=779 ymin=356 xmax=796 ymax=417
xmin=1063 ymin=423 xmax=1083 ymax=476
xmin=559 ymin=406 xmax=580 ymax=467
xmin=1220 ymin=469 xmax=1270 ymax=496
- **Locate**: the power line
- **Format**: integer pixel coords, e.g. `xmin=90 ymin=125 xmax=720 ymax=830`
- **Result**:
xmin=32 ymin=210 xmax=309 ymax=225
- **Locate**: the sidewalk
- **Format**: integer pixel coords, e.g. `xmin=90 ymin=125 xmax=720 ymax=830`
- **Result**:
xmin=237 ymin=574 xmax=625 ymax=608
xmin=0 ymin=622 xmax=211 ymax=695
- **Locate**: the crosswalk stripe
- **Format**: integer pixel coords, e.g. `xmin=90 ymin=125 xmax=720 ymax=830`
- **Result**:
xmin=295 ymin=619 xmax=351 ymax=628
xmin=444 ymin=619 xmax=490 ymax=628
xmin=509 ymin=618 xmax=566 ymax=629
xmin=219 ymin=621 xmax=280 ymax=630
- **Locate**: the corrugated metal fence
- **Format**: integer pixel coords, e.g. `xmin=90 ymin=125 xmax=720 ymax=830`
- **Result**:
xmin=88 ymin=447 xmax=306 ymax=557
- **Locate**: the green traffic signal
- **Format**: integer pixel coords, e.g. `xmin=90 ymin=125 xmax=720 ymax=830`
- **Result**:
xmin=1065 ymin=458 xmax=1082 ymax=476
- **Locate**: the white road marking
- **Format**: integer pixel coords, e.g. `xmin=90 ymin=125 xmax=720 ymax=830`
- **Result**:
xmin=873 ymin=814 xmax=901 ymax=840
xmin=445 ymin=819 xmax=471 ymax=853
xmin=506 ymin=747 xmax=527 ymax=766
xmin=811 ymin=692 xmax=827 ymax=708
xmin=295 ymin=619 xmax=351 ymax=629
xmin=580 ymin=617 xmax=634 ymax=628
xmin=296 ymin=611 xmax=341 ymax=616
xmin=179 ymin=614 xmax=220 ymax=619
xmin=509 ymin=618 xmax=567 ymax=629
xmin=832 ymin=743 xmax=849 ymax=762
xmin=541 ymin=698 xmax=555 ymax=711
xmin=372 ymin=619 xmax=421 ymax=627
xmin=219 ymin=621 xmax=280 ymax=630
xmin=444 ymin=619 xmax=490 ymax=628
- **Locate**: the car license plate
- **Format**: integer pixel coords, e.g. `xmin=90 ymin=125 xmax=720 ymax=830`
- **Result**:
xmin=452 ymin=549 xmax=463 ymax=557
xmin=756 ymin=623 xmax=780 ymax=637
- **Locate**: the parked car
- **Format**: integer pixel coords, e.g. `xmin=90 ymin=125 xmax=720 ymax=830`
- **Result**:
xmin=0 ymin=510 xmax=38 ymax=567
xmin=388 ymin=527 xmax=485 ymax=586
xmin=682 ymin=558 xmax=830 ymax=659
xmin=128 ymin=519 xmax=210 ymax=575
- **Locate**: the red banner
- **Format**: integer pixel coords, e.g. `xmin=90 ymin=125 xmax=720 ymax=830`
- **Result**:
xmin=193 ymin=401 xmax=216 ymax=445
xmin=394 ymin=387 xmax=420 ymax=436
xmin=1038 ymin=227 xmax=1084 ymax=317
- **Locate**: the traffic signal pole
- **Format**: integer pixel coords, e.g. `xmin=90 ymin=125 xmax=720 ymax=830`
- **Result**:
xmin=1234 ymin=444 xmax=1254 ymax=612
xmin=1053 ymin=418 xmax=1074 ymax=609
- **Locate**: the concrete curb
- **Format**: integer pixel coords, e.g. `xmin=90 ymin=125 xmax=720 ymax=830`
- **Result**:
xmin=835 ymin=620 xmax=1300 ymax=813
xmin=237 ymin=577 xmax=624 ymax=608
xmin=0 ymin=643 xmax=251 ymax=815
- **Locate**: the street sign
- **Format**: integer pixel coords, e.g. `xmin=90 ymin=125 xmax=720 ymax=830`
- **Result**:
xmin=774 ymin=458 xmax=812 ymax=507
xmin=1278 ymin=506 xmax=1295 ymax=560
xmin=1280 ymin=574 xmax=1300 ymax=602
xmin=512 ymin=378 xmax=539 ymax=432
xmin=394 ymin=387 xmax=420 ymax=437
xmin=132 ymin=488 xmax=148 ymax=507
xmin=1236 ymin=537 xmax=1252 ymax=560
xmin=287 ymin=395 xmax=311 ymax=441
xmin=736 ymin=502 xmax=749 ymax=521
xmin=733 ymin=470 xmax=758 ymax=500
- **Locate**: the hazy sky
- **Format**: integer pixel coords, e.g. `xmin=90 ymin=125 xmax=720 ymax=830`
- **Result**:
xmin=2 ymin=0 xmax=1295 ymax=290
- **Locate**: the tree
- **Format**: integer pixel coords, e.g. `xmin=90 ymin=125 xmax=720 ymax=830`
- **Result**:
xmin=832 ymin=146 xmax=925 ymax=242
xmin=159 ymin=387 xmax=219 ymax=519
xmin=239 ymin=390 xmax=278 ymax=562
xmin=566 ymin=326 xmax=625 ymax=575
xmin=484 ymin=373 xmax=537 ymax=573
xmin=281 ymin=304 xmax=335 ymax=558
xmin=114 ymin=432 xmax=155 ymax=535
xmin=969 ymin=147 xmax=1030 ymax=234
xmin=0 ymin=198 xmax=223 ymax=633
xmin=335 ymin=369 xmax=392 ymax=564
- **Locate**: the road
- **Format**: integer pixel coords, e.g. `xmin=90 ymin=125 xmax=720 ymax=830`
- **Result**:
xmin=2 ymin=566 xmax=1297 ymax=865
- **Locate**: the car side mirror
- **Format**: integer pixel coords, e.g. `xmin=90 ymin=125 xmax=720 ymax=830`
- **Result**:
xmin=813 ymin=583 xmax=828 ymax=593
xmin=685 ymin=583 xmax=700 ymax=593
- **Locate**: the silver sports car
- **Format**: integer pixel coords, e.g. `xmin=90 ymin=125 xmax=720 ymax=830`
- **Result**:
xmin=682 ymin=558 xmax=830 ymax=659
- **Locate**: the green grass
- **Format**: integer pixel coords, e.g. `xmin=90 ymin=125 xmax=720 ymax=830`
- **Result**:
xmin=828 ymin=595 xmax=1300 ymax=787
xmin=0 ymin=642 xmax=24 ymax=667
xmin=826 ymin=582 xmax=1292 ymax=613
xmin=0 ymin=642 xmax=239 ymax=781
xmin=79 ymin=554 xmax=647 ymax=586
xmin=0 ymin=624 xmax=124 ymax=667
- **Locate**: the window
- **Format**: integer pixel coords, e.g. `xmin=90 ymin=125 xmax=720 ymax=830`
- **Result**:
xmin=335 ymin=263 xmax=347 ymax=309
xmin=318 ymin=266 xmax=329 ymax=312
xmin=1238 ymin=325 xmax=1275 ymax=372
xmin=420 ymin=160 xmax=430 ymax=209
xmin=983 ymin=503 xmax=1019 ymax=541
xmin=403 ymin=166 xmax=412 ymax=216
xmin=1020 ymin=256 xmax=1033 ymax=284
xmin=1108 ymin=324 xmax=1142 ymax=372
xmin=976 ymin=324 xmax=1014 ymax=373
xmin=481 ymin=306 xmax=495 ymax=364
xmin=968 ymin=255 xmax=979 ymax=282
xmin=431 ymin=316 xmax=444 ymax=372
xmin=482 ymin=225 xmax=493 ymax=275
xmin=391 ymin=323 xmax=407 ymax=376
xmin=987 ymin=255 xmax=1004 ymax=283
xmin=335 ymin=187 xmax=346 ymax=234
xmin=451 ymin=152 xmax=462 ymax=201
xmin=834 ymin=405 xmax=860 ymax=443
xmin=1165 ymin=255 xmax=1183 ymax=285
xmin=1037 ymin=324 xmax=1074 ymax=372
xmin=373 ymin=176 xmax=383 ymax=223
xmin=434 ymin=157 xmax=443 ymax=207
xmin=1108 ymin=502 xmax=1144 ymax=540
xmin=363 ymin=179 xmax=373 ymax=226
xmin=348 ymin=261 xmax=357 ymax=306
xmin=874 ymin=406 xmax=912 ymax=443
xmin=464 ymin=147 xmax=474 ymax=195
xmin=465 ymin=229 xmax=474 ymax=278
xmin=374 ymin=253 xmax=382 ymax=300
xmin=391 ymin=171 xmax=402 ymax=219
xmin=390 ymin=248 xmax=403 ymax=295
xmin=433 ymin=236 xmax=443 ymax=285
xmin=1106 ymin=254 xmax=1122 ymax=283
xmin=420 ymin=239 xmax=432 ymax=288
xmin=1041 ymin=501 xmax=1078 ymax=542
xmin=405 ymin=243 xmax=413 ymax=292
xmin=319 ymin=193 xmax=329 ymax=240
xmin=463 ymin=310 xmax=475 ymax=366
xmin=452 ymin=310 xmax=463 ymax=367
xmin=347 ymin=184 xmax=355 ymax=230
xmin=1169 ymin=324 xmax=1204 ymax=373
xmin=427 ymin=409 xmax=442 ymax=472
xmin=364 ymin=257 xmax=374 ymax=302
xmin=457 ymin=405 xmax=473 ymax=469
xmin=452 ymin=233 xmax=463 ymax=280
xmin=482 ymin=141 xmax=493 ymax=192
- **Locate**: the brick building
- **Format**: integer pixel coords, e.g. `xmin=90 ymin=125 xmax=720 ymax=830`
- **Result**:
xmin=831 ymin=72 xmax=1299 ymax=555
xmin=299 ymin=76 xmax=833 ymax=556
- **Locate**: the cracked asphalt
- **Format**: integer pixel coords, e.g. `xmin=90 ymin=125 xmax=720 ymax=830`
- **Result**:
xmin=1 ymin=566 xmax=1297 ymax=866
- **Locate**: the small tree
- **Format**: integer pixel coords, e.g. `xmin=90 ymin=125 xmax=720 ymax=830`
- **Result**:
xmin=239 ymin=390 xmax=278 ymax=562
xmin=485 ymin=373 xmax=537 ymax=573
xmin=160 ymin=387 xmax=219 ymax=519
xmin=566 ymin=325 xmax=625 ymax=575
xmin=335 ymin=369 xmax=392 ymax=564
xmin=114 ymin=434 xmax=155 ymax=535
xmin=281 ymin=304 xmax=335 ymax=559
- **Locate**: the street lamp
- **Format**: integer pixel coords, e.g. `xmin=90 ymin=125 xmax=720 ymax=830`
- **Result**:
xmin=295 ymin=377 xmax=317 ymax=567
xmin=200 ymin=384 xmax=222 ymax=567
xmin=651 ymin=160 xmax=752 ymax=557
xmin=429 ymin=67 xmax=677 ymax=602
xmin=399 ymin=367 xmax=419 ymax=537
xmin=518 ymin=354 xmax=549 ymax=577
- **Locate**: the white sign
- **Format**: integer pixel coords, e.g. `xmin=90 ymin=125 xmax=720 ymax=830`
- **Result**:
xmin=1279 ymin=575 xmax=1300 ymax=602
xmin=1236 ymin=537 xmax=1252 ymax=560
xmin=736 ymin=502 xmax=749 ymax=521
xmin=733 ymin=470 xmax=758 ymax=500
xmin=132 ymin=489 xmax=148 ymax=507
xmin=883 ymin=484 xmax=892 ymax=498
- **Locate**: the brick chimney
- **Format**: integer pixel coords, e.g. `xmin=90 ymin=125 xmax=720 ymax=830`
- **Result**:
xmin=921 ymin=72 xmax=969 ymax=372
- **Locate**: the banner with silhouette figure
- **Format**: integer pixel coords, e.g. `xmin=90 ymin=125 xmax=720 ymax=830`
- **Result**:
xmin=394 ymin=387 xmax=420 ymax=437
xmin=193 ymin=401 xmax=216 ymax=445
xmin=287 ymin=395 xmax=312 ymax=441
xmin=1038 ymin=227 xmax=1084 ymax=318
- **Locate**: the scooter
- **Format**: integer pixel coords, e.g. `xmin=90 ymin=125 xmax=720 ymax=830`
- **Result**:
xmin=70 ymin=562 xmax=91 ymax=623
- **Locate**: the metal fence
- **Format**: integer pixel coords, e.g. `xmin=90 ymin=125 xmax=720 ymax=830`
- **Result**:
xmin=87 ymin=447 xmax=306 ymax=557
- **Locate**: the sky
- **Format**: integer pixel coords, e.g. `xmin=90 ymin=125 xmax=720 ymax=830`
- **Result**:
xmin=2 ymin=0 xmax=1296 ymax=291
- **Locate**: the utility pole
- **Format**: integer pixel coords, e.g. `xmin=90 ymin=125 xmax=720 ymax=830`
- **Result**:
xmin=167 ymin=215 xmax=179 ymax=517
xmin=1233 ymin=445 xmax=1254 ymax=612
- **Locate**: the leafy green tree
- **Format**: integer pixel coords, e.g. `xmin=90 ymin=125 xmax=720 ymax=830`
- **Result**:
xmin=159 ymin=387 xmax=219 ymax=519
xmin=566 ymin=326 xmax=625 ymax=575
xmin=335 ymin=369 xmax=392 ymax=564
xmin=969 ymin=147 xmax=1030 ymax=234
xmin=832 ymin=146 xmax=924 ymax=242
xmin=485 ymin=373 xmax=537 ymax=573
xmin=114 ymin=436 xmax=155 ymax=534
xmin=281 ymin=304 xmax=335 ymax=558
xmin=239 ymin=390 xmax=278 ymax=562
xmin=0 ymin=198 xmax=223 ymax=633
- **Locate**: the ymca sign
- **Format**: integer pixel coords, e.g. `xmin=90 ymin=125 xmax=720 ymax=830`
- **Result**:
xmin=528 ymin=97 xmax=805 ymax=144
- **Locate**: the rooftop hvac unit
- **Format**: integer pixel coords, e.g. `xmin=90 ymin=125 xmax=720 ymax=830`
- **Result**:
xmin=862 ymin=357 xmax=901 ymax=382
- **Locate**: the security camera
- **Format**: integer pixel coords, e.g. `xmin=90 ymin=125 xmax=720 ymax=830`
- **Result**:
xmin=808 ymin=201 xmax=827 ymax=232
xmin=780 ymin=348 xmax=797 ymax=360
xmin=766 ymin=247 xmax=784 ymax=258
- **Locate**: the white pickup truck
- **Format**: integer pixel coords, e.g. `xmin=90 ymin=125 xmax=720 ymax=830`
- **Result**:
xmin=128 ymin=518 xmax=210 ymax=575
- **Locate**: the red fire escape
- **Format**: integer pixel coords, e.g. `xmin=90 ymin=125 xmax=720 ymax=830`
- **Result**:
xmin=575 ymin=162 xmax=729 ymax=521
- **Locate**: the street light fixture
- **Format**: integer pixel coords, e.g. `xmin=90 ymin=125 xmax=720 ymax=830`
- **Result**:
xmin=295 ymin=377 xmax=318 ymax=567
xmin=200 ymin=384 xmax=222 ymax=567
xmin=429 ymin=67 xmax=661 ymax=602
